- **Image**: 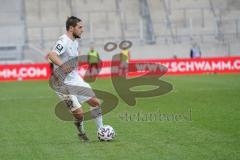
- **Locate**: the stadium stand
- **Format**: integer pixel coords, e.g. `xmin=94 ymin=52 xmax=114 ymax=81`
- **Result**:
xmin=0 ymin=0 xmax=25 ymax=62
xmin=0 ymin=0 xmax=240 ymax=62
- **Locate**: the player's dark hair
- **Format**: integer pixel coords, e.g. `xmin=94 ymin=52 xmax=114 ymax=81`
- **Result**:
xmin=66 ymin=16 xmax=82 ymax=31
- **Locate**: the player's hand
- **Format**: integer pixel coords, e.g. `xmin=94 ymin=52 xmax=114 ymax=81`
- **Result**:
xmin=61 ymin=65 xmax=74 ymax=74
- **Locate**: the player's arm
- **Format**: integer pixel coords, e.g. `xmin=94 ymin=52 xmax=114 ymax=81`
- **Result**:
xmin=48 ymin=51 xmax=73 ymax=74
xmin=47 ymin=52 xmax=63 ymax=66
xmin=97 ymin=52 xmax=100 ymax=61
xmin=48 ymin=40 xmax=72 ymax=73
xmin=128 ymin=51 xmax=131 ymax=61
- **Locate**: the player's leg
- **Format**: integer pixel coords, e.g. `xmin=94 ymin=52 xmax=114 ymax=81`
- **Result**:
xmin=89 ymin=63 xmax=94 ymax=76
xmin=119 ymin=62 xmax=128 ymax=76
xmin=72 ymin=107 xmax=89 ymax=141
xmin=62 ymin=94 xmax=89 ymax=141
xmin=72 ymin=107 xmax=84 ymax=134
xmin=87 ymin=97 xmax=103 ymax=130
xmin=74 ymin=79 xmax=103 ymax=131
xmin=90 ymin=63 xmax=98 ymax=76
xmin=93 ymin=63 xmax=98 ymax=74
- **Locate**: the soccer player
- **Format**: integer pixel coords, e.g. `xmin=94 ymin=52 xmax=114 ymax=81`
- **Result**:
xmin=48 ymin=16 xmax=103 ymax=141
xmin=87 ymin=46 xmax=100 ymax=76
xmin=119 ymin=46 xmax=130 ymax=76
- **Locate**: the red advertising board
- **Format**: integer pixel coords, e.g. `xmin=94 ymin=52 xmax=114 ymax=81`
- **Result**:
xmin=0 ymin=63 xmax=51 ymax=81
xmin=1 ymin=57 xmax=240 ymax=81
xmin=129 ymin=56 xmax=240 ymax=75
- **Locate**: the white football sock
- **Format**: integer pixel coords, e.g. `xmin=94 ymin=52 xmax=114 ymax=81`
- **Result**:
xmin=90 ymin=106 xmax=103 ymax=130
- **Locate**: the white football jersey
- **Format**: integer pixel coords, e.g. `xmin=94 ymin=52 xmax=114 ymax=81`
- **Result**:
xmin=52 ymin=34 xmax=82 ymax=85
xmin=52 ymin=34 xmax=93 ymax=105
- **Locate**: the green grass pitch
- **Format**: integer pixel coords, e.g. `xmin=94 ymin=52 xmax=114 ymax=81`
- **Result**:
xmin=0 ymin=74 xmax=239 ymax=160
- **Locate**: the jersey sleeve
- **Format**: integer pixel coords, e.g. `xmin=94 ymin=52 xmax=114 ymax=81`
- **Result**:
xmin=52 ymin=38 xmax=67 ymax=55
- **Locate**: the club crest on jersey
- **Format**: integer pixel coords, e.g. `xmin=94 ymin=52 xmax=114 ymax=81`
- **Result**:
xmin=56 ymin=44 xmax=63 ymax=52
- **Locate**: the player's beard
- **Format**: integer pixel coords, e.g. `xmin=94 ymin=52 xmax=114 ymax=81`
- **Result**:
xmin=73 ymin=32 xmax=81 ymax=39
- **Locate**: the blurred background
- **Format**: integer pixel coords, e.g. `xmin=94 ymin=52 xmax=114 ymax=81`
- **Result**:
xmin=0 ymin=0 xmax=240 ymax=63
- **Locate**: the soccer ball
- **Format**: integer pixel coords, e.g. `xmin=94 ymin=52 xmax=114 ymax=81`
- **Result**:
xmin=97 ymin=125 xmax=115 ymax=141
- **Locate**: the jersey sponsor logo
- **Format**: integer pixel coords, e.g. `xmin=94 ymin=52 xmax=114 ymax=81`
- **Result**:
xmin=56 ymin=44 xmax=63 ymax=53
